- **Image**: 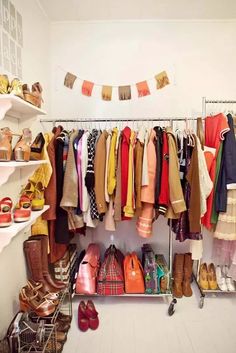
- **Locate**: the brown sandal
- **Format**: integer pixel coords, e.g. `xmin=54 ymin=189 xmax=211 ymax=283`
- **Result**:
xmin=19 ymin=286 xmax=56 ymax=317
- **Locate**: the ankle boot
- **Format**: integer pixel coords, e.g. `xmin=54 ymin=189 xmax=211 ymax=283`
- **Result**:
xmin=173 ymin=254 xmax=184 ymax=298
xmin=182 ymin=253 xmax=193 ymax=297
xmin=23 ymin=239 xmax=60 ymax=294
xmin=29 ymin=235 xmax=66 ymax=290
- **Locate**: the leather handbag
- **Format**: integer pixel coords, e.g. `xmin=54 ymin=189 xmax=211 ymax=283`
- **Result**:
xmin=124 ymin=252 xmax=145 ymax=294
xmin=97 ymin=245 xmax=124 ymax=295
xmin=75 ymin=243 xmax=100 ymax=294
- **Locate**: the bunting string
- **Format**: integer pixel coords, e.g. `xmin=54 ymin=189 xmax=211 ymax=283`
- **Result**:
xmin=63 ymin=69 xmax=170 ymax=101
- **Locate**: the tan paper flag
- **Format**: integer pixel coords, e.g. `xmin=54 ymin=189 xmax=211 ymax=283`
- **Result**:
xmin=64 ymin=72 xmax=77 ymax=89
xmin=102 ymin=85 xmax=112 ymax=101
xmin=119 ymin=85 xmax=131 ymax=100
xmin=155 ymin=71 xmax=170 ymax=89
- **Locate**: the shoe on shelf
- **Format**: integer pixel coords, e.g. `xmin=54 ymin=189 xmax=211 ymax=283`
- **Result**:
xmin=32 ymin=82 xmax=43 ymax=108
xmin=0 ymin=127 xmax=13 ymax=161
xmin=0 ymin=197 xmax=13 ymax=227
xmin=22 ymin=181 xmax=45 ymax=211
xmin=14 ymin=128 xmax=32 ymax=162
xmin=207 ymin=263 xmax=218 ymax=290
xmin=86 ymin=300 xmax=99 ymax=330
xmin=55 ymin=319 xmax=70 ymax=333
xmin=45 ymin=340 xmax=63 ymax=353
xmin=56 ymin=330 xmax=67 ymax=343
xmin=0 ymin=74 xmax=9 ymax=94
xmin=78 ymin=301 xmax=89 ymax=332
xmin=14 ymin=195 xmax=31 ymax=223
xmin=57 ymin=312 xmax=72 ymax=324
xmin=222 ymin=265 xmax=235 ymax=291
xmin=19 ymin=286 xmax=56 ymax=317
xmin=26 ymin=279 xmax=59 ymax=304
xmin=216 ymin=265 xmax=227 ymax=291
xmin=199 ymin=263 xmax=209 ymax=290
xmin=8 ymin=78 xmax=24 ymax=98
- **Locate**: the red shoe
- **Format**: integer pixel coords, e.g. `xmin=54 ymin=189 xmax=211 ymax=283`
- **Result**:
xmin=78 ymin=301 xmax=89 ymax=332
xmin=0 ymin=197 xmax=12 ymax=227
xmin=86 ymin=300 xmax=99 ymax=330
xmin=14 ymin=195 xmax=31 ymax=222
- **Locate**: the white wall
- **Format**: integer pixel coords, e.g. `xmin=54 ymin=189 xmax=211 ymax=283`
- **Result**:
xmin=49 ymin=20 xmax=236 ymax=261
xmin=0 ymin=0 xmax=50 ymax=336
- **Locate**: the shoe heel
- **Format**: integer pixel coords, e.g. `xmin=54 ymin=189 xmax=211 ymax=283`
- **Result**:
xmin=0 ymin=148 xmax=10 ymax=161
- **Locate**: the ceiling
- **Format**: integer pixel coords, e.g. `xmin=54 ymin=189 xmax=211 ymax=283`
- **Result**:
xmin=38 ymin=0 xmax=236 ymax=21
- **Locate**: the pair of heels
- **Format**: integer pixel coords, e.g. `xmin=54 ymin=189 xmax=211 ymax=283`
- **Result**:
xmin=0 ymin=195 xmax=31 ymax=227
xmin=78 ymin=300 xmax=99 ymax=332
xmin=0 ymin=75 xmax=43 ymax=108
xmin=19 ymin=282 xmax=58 ymax=317
xmin=22 ymin=181 xmax=45 ymax=211
xmin=0 ymin=127 xmax=32 ymax=162
xmin=199 ymin=263 xmax=218 ymax=290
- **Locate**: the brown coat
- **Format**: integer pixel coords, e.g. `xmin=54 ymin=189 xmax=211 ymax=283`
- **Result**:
xmin=114 ymin=135 xmax=122 ymax=221
xmin=166 ymin=128 xmax=186 ymax=219
xmin=94 ymin=130 xmax=108 ymax=214
xmin=186 ymin=135 xmax=201 ymax=232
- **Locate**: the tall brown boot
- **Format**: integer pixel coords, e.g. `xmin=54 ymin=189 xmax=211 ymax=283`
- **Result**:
xmin=29 ymin=235 xmax=66 ymax=290
xmin=173 ymin=254 xmax=184 ymax=298
xmin=23 ymin=239 xmax=59 ymax=293
xmin=183 ymin=253 xmax=193 ymax=297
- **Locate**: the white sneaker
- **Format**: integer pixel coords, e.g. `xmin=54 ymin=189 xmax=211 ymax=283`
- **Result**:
xmin=225 ymin=277 xmax=235 ymax=291
xmin=216 ymin=265 xmax=227 ymax=291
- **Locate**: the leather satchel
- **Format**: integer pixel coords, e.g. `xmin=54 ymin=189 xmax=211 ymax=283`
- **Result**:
xmin=124 ymin=252 xmax=145 ymax=294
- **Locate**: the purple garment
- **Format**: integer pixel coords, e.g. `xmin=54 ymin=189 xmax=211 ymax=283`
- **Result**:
xmin=77 ymin=137 xmax=83 ymax=210
xmin=172 ymin=138 xmax=202 ymax=242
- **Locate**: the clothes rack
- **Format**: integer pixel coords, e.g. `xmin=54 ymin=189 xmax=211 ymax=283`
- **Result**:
xmin=40 ymin=117 xmax=193 ymax=316
xmin=194 ymin=97 xmax=236 ymax=309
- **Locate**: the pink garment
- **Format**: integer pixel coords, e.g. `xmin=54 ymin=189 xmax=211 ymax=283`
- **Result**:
xmin=77 ymin=137 xmax=83 ymax=208
xmin=212 ymin=238 xmax=236 ymax=266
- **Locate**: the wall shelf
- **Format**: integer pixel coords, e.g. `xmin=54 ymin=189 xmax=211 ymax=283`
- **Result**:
xmin=0 ymin=94 xmax=46 ymax=120
xmin=0 ymin=205 xmax=49 ymax=254
xmin=0 ymin=160 xmax=48 ymax=186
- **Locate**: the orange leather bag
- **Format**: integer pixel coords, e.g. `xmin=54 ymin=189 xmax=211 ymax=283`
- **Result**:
xmin=124 ymin=252 xmax=145 ymax=294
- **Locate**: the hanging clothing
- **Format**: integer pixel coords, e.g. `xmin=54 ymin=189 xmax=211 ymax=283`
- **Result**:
xmin=202 ymin=113 xmax=230 ymax=230
xmin=134 ymin=129 xmax=144 ymax=215
xmin=121 ymin=126 xmax=131 ymax=219
xmin=172 ymin=137 xmax=202 ymax=241
xmin=153 ymin=126 xmax=163 ymax=209
xmin=158 ymin=130 xmax=169 ymax=215
xmin=165 ymin=128 xmax=186 ymax=219
xmin=114 ymin=135 xmax=122 ymax=222
xmin=107 ymin=127 xmax=118 ymax=196
xmin=105 ymin=130 xmax=112 ymax=203
xmin=214 ymin=189 xmax=236 ymax=240
xmin=141 ymin=128 xmax=149 ymax=186
xmin=215 ymin=114 xmax=236 ymax=213
xmin=85 ymin=129 xmax=100 ymax=220
xmin=94 ymin=130 xmax=108 ymax=216
xmin=137 ymin=129 xmax=156 ymax=238
xmin=81 ymin=131 xmax=90 ymax=212
xmin=124 ymin=130 xmax=136 ymax=218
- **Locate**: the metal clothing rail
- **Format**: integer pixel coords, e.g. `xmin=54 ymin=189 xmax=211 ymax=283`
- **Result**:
xmin=202 ymin=97 xmax=236 ymax=117
xmin=40 ymin=117 xmax=197 ymax=123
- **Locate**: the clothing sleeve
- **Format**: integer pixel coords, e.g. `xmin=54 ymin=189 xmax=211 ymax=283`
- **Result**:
xmin=168 ymin=137 xmax=186 ymax=214
xmin=225 ymin=115 xmax=236 ymax=189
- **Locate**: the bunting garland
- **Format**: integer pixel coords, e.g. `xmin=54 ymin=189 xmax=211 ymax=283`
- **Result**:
xmin=63 ymin=70 xmax=169 ymax=101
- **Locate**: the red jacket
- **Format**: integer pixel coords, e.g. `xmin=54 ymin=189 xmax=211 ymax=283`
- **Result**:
xmin=158 ymin=131 xmax=169 ymax=215
xmin=121 ymin=127 xmax=131 ymax=216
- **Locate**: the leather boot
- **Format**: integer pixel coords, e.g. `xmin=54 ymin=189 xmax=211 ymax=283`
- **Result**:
xmin=183 ymin=253 xmax=193 ymax=297
xmin=29 ymin=235 xmax=66 ymax=290
xmin=173 ymin=254 xmax=184 ymax=298
xmin=23 ymin=239 xmax=59 ymax=293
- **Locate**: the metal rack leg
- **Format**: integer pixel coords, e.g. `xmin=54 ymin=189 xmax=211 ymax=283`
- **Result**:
xmin=192 ymin=269 xmax=205 ymax=309
xmin=167 ymin=219 xmax=177 ymax=316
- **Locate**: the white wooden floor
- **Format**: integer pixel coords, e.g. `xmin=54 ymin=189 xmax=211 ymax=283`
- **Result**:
xmin=63 ymin=283 xmax=236 ymax=353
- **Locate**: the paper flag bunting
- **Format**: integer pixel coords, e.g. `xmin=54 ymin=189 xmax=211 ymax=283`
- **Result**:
xmin=136 ymin=81 xmax=150 ymax=97
xmin=82 ymin=80 xmax=94 ymax=96
xmin=155 ymin=71 xmax=170 ymax=89
xmin=63 ymin=70 xmax=169 ymax=101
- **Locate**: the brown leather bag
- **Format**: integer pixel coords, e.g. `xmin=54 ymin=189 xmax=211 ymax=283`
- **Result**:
xmin=124 ymin=252 xmax=145 ymax=294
